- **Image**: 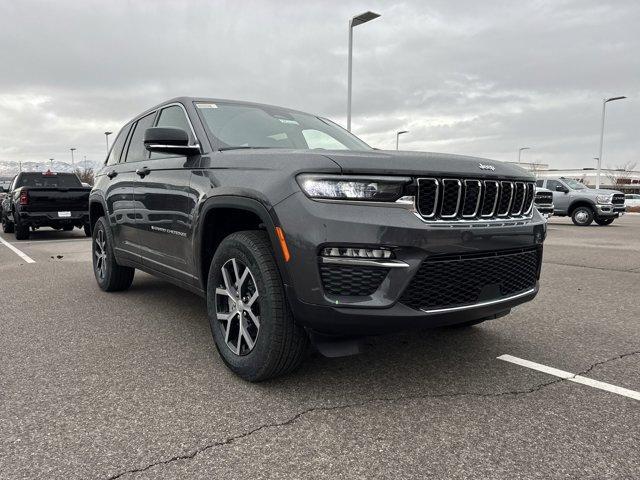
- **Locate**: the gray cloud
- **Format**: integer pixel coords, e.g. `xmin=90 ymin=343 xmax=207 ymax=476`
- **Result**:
xmin=0 ymin=0 xmax=638 ymax=169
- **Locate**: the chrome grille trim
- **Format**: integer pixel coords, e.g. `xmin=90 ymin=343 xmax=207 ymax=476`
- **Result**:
xmin=481 ymin=180 xmax=500 ymax=218
xmin=462 ymin=180 xmax=482 ymax=218
xmin=440 ymin=179 xmax=462 ymax=218
xmin=497 ymin=181 xmax=514 ymax=217
xmin=511 ymin=182 xmax=526 ymax=215
xmin=416 ymin=178 xmax=439 ymax=218
xmin=415 ymin=178 xmax=535 ymax=223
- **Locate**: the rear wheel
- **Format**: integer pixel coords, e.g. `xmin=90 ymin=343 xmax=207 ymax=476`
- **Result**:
xmin=1 ymin=213 xmax=14 ymax=233
xmin=92 ymin=217 xmax=134 ymax=291
xmin=207 ymin=231 xmax=308 ymax=382
xmin=14 ymin=218 xmax=30 ymax=240
xmin=594 ymin=217 xmax=614 ymax=226
xmin=571 ymin=206 xmax=594 ymax=226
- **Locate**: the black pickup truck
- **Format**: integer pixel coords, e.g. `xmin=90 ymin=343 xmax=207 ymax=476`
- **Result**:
xmin=1 ymin=171 xmax=91 ymax=240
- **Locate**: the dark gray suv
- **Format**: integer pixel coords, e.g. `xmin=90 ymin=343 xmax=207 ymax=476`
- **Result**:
xmin=89 ymin=97 xmax=546 ymax=381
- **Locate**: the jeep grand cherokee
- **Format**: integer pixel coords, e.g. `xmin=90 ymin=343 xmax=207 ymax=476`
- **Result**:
xmin=89 ymin=97 xmax=546 ymax=381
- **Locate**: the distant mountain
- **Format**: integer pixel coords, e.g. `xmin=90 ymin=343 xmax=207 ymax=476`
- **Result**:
xmin=0 ymin=160 xmax=102 ymax=179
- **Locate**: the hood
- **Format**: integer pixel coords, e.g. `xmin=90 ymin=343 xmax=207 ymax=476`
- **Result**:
xmin=580 ymin=188 xmax=623 ymax=195
xmin=320 ymin=150 xmax=534 ymax=180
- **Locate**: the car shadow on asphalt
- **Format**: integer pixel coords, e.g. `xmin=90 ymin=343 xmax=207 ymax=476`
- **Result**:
xmin=122 ymin=273 xmax=531 ymax=399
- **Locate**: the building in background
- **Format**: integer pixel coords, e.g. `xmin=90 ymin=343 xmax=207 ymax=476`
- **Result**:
xmin=507 ymin=162 xmax=640 ymax=193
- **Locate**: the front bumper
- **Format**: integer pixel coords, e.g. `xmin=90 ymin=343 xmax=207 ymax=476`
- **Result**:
xmin=535 ymin=205 xmax=554 ymax=217
xmin=595 ymin=204 xmax=625 ymax=217
xmin=275 ymin=193 xmax=546 ymax=334
xmin=17 ymin=210 xmax=89 ymax=227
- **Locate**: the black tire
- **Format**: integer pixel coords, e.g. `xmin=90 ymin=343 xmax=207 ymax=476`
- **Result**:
xmin=14 ymin=218 xmax=30 ymax=240
xmin=594 ymin=217 xmax=614 ymax=226
xmin=84 ymin=223 xmax=92 ymax=237
xmin=92 ymin=216 xmax=135 ymax=292
xmin=1 ymin=213 xmax=14 ymax=234
xmin=207 ymin=230 xmax=308 ymax=382
xmin=571 ymin=206 xmax=594 ymax=226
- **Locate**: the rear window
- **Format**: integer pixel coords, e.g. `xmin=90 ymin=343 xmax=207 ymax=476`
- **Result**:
xmin=16 ymin=173 xmax=82 ymax=188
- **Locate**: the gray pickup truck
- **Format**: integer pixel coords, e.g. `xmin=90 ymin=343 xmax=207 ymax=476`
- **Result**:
xmin=536 ymin=177 xmax=625 ymax=226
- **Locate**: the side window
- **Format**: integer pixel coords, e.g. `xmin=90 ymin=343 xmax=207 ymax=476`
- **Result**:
xmin=106 ymin=125 xmax=132 ymax=166
xmin=302 ymin=129 xmax=348 ymax=150
xmin=535 ymin=179 xmax=544 ymax=187
xmin=547 ymin=180 xmax=560 ymax=191
xmin=124 ymin=112 xmax=156 ymax=163
xmin=151 ymin=105 xmax=194 ymax=159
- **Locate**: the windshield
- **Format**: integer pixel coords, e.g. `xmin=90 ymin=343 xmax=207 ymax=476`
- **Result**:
xmin=196 ymin=102 xmax=372 ymax=151
xmin=17 ymin=173 xmax=82 ymax=188
xmin=564 ymin=179 xmax=588 ymax=190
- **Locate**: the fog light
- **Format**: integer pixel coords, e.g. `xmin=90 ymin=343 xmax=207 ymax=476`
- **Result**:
xmin=321 ymin=247 xmax=394 ymax=259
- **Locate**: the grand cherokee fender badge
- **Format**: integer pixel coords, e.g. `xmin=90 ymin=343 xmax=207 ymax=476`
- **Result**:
xmin=478 ymin=163 xmax=495 ymax=171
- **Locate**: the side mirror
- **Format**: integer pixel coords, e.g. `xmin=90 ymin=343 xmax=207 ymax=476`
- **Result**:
xmin=144 ymin=127 xmax=200 ymax=156
xmin=555 ymin=185 xmax=569 ymax=193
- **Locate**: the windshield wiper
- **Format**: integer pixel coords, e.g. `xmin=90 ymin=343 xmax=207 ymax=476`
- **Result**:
xmin=218 ymin=146 xmax=275 ymax=151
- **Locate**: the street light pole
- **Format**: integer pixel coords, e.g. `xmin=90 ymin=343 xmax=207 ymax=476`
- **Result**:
xmin=518 ymin=147 xmax=530 ymax=163
xmin=396 ymin=130 xmax=408 ymax=150
xmin=596 ymin=96 xmax=626 ymax=188
xmin=70 ymin=147 xmax=76 ymax=168
xmin=347 ymin=11 xmax=380 ymax=132
xmin=104 ymin=131 xmax=113 ymax=156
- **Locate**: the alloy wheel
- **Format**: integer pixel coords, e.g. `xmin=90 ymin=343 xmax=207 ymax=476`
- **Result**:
xmin=94 ymin=229 xmax=107 ymax=280
xmin=215 ymin=258 xmax=260 ymax=356
xmin=575 ymin=210 xmax=589 ymax=224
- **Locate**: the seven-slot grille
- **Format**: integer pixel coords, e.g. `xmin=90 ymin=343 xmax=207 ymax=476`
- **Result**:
xmin=612 ymin=194 xmax=625 ymax=205
xmin=417 ymin=178 xmax=535 ymax=221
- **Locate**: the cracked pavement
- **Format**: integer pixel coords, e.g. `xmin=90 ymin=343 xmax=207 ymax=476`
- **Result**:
xmin=1 ymin=216 xmax=639 ymax=479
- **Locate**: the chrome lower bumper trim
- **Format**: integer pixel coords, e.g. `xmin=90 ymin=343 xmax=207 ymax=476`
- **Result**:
xmin=419 ymin=287 xmax=537 ymax=314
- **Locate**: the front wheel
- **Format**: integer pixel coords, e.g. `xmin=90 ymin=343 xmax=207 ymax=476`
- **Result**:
xmin=92 ymin=217 xmax=135 ymax=291
xmin=207 ymin=231 xmax=308 ymax=382
xmin=594 ymin=217 xmax=614 ymax=226
xmin=571 ymin=206 xmax=594 ymax=226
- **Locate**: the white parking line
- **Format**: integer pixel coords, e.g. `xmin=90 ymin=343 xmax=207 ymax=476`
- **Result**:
xmin=498 ymin=354 xmax=640 ymax=401
xmin=0 ymin=236 xmax=36 ymax=263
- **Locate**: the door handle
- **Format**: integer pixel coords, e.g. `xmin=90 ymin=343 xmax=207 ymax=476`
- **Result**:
xmin=136 ymin=167 xmax=150 ymax=178
xmin=106 ymin=170 xmax=118 ymax=179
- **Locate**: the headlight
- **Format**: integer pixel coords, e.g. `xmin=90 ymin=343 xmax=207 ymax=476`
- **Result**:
xmin=297 ymin=174 xmax=411 ymax=202
xmin=596 ymin=195 xmax=612 ymax=204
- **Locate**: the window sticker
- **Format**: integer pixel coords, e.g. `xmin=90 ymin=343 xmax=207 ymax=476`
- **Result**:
xmin=197 ymin=103 xmax=218 ymax=109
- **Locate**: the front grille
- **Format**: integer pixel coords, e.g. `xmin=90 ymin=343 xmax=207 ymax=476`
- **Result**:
xmin=535 ymin=191 xmax=553 ymax=205
xmin=417 ymin=178 xmax=534 ymax=221
xmin=612 ymin=194 xmax=625 ymax=205
xmin=399 ymin=247 xmax=540 ymax=310
xmin=320 ymin=264 xmax=389 ymax=296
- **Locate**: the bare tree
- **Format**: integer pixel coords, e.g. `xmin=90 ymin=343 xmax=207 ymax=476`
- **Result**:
xmin=75 ymin=167 xmax=95 ymax=186
xmin=605 ymin=161 xmax=637 ymax=187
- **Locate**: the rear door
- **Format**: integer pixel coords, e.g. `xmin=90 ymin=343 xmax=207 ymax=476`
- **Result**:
xmin=134 ymin=104 xmax=201 ymax=284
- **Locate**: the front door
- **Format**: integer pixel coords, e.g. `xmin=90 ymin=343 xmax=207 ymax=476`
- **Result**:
xmin=547 ymin=179 xmax=571 ymax=213
xmin=134 ymin=104 xmax=200 ymax=285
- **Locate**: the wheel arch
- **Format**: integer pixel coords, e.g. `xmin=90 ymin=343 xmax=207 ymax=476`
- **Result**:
xmin=568 ymin=199 xmax=596 ymax=216
xmin=195 ymin=196 xmax=291 ymax=290
xmin=89 ymin=195 xmax=108 ymax=230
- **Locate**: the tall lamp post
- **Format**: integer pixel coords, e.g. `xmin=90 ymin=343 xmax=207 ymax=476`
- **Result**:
xmin=104 ymin=131 xmax=113 ymax=156
xmin=70 ymin=147 xmax=76 ymax=168
xmin=596 ymin=96 xmax=626 ymax=188
xmin=518 ymin=147 xmax=530 ymax=163
xmin=347 ymin=11 xmax=380 ymax=132
xmin=396 ymin=130 xmax=408 ymax=150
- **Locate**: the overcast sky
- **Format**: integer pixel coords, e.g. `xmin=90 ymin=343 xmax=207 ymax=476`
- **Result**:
xmin=0 ymin=0 xmax=638 ymax=169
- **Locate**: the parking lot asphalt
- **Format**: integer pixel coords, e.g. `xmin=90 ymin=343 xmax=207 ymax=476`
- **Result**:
xmin=1 ymin=216 xmax=638 ymax=479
